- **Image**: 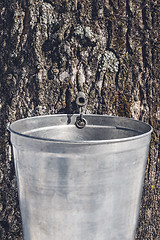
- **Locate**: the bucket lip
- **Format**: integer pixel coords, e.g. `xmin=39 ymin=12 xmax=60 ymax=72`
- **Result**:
xmin=8 ymin=114 xmax=153 ymax=145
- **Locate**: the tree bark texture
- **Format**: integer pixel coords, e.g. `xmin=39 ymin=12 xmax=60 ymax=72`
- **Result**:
xmin=0 ymin=0 xmax=159 ymax=239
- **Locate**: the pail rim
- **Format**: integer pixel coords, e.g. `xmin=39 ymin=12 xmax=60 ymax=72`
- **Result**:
xmin=8 ymin=114 xmax=153 ymax=145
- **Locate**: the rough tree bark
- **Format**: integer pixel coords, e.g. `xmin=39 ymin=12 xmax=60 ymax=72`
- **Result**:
xmin=0 ymin=0 xmax=159 ymax=239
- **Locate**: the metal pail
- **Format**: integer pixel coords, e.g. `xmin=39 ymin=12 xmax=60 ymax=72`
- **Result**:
xmin=9 ymin=114 xmax=152 ymax=240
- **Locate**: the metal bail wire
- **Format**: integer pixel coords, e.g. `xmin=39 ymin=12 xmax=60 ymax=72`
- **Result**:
xmin=75 ymin=92 xmax=87 ymax=129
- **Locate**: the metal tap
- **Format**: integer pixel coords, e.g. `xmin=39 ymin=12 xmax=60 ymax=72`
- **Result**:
xmin=75 ymin=92 xmax=87 ymax=129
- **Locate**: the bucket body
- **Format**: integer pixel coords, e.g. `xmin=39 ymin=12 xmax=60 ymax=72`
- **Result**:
xmin=9 ymin=114 xmax=152 ymax=240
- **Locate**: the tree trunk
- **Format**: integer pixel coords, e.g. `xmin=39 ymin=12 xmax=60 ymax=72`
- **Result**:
xmin=0 ymin=0 xmax=159 ymax=239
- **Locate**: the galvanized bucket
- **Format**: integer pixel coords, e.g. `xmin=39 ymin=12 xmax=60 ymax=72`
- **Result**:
xmin=9 ymin=114 xmax=152 ymax=240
